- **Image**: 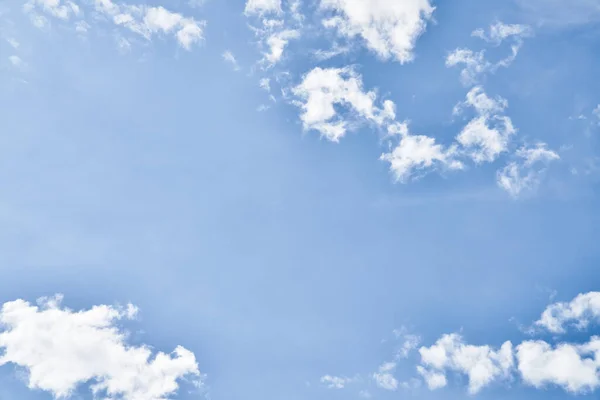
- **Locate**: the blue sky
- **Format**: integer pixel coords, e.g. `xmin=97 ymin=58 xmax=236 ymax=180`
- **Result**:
xmin=1 ymin=0 xmax=600 ymax=399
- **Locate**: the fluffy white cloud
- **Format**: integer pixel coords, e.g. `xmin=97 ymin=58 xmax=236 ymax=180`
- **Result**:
xmin=246 ymin=1 xmax=302 ymax=67
xmin=381 ymin=123 xmax=463 ymax=183
xmin=398 ymin=333 xmax=422 ymax=358
xmin=517 ymin=339 xmax=600 ymax=393
xmin=245 ymin=0 xmax=282 ymax=15
xmin=416 ymin=365 xmax=447 ymax=389
xmin=320 ymin=0 xmax=434 ymax=63
xmin=320 ymin=375 xmax=353 ymax=389
xmin=97 ymin=2 xmax=205 ymax=50
xmin=292 ymin=67 xmax=395 ymax=141
xmin=446 ymin=48 xmax=491 ymax=86
xmin=455 ymin=86 xmax=516 ymax=163
xmin=535 ymin=292 xmax=600 ymax=334
xmin=264 ymin=28 xmax=300 ymax=64
xmin=373 ymin=362 xmax=399 ymax=390
xmin=418 ymin=334 xmax=514 ymax=394
xmin=497 ymin=143 xmax=559 ymax=197
xmin=0 ymin=295 xmax=201 ymax=399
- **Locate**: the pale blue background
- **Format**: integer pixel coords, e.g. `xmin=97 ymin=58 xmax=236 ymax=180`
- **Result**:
xmin=1 ymin=0 xmax=600 ymax=399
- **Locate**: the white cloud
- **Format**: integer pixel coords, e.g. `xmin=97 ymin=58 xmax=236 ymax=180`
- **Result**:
xmin=0 ymin=295 xmax=201 ymax=399
xmin=245 ymin=0 xmax=282 ymax=15
xmin=373 ymin=361 xmax=399 ymax=391
xmin=416 ymin=366 xmax=447 ymax=390
xmin=264 ymin=28 xmax=300 ymax=64
xmin=8 ymin=55 xmax=25 ymax=68
xmin=6 ymin=38 xmax=20 ymax=49
xmin=399 ymin=334 xmax=422 ymax=358
xmin=246 ymin=1 xmax=302 ymax=67
xmin=535 ymin=292 xmax=600 ymax=334
xmin=28 ymin=0 xmax=205 ymax=50
xmin=320 ymin=375 xmax=353 ymax=389
xmin=292 ymin=67 xmax=395 ymax=142
xmin=497 ymin=143 xmax=559 ymax=197
xmin=24 ymin=0 xmax=80 ymax=20
xmin=381 ymin=123 xmax=463 ymax=183
xmin=320 ymin=0 xmax=434 ymax=63
xmin=447 ymin=22 xmax=530 ymax=86
xmin=75 ymin=20 xmax=91 ymax=33
xmin=472 ymin=22 xmax=532 ymax=45
xmin=313 ymin=42 xmax=351 ymax=61
xmin=222 ymin=50 xmax=240 ymax=70
xmin=455 ymin=87 xmax=516 ymax=163
xmin=446 ymin=48 xmax=491 ymax=86
xmin=517 ymin=338 xmax=600 ymax=393
xmin=259 ymin=78 xmax=271 ymax=92
xmin=418 ymin=334 xmax=514 ymax=394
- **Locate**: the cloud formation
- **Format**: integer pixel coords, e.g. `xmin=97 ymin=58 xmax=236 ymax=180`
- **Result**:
xmin=24 ymin=0 xmax=205 ymax=50
xmin=0 ymin=295 xmax=201 ymax=399
xmin=320 ymin=0 xmax=434 ymax=63
xmin=292 ymin=67 xmax=395 ymax=141
xmin=416 ymin=291 xmax=600 ymax=395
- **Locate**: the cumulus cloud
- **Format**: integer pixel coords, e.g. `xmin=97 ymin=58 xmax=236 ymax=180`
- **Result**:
xmin=497 ymin=143 xmax=559 ymax=197
xmin=373 ymin=362 xmax=399 ymax=390
xmin=320 ymin=0 xmax=434 ymax=63
xmin=99 ymin=2 xmax=205 ymax=50
xmin=245 ymin=1 xmax=302 ymax=66
xmin=245 ymin=0 xmax=282 ymax=15
xmin=320 ymin=375 xmax=353 ymax=389
xmin=418 ymin=334 xmax=514 ymax=394
xmin=264 ymin=28 xmax=300 ymax=64
xmin=25 ymin=0 xmax=205 ymax=50
xmin=415 ymin=291 xmax=600 ymax=395
xmin=517 ymin=338 xmax=600 ymax=393
xmin=381 ymin=123 xmax=463 ymax=183
xmin=0 ymin=295 xmax=201 ymax=399
xmin=454 ymin=86 xmax=516 ymax=163
xmin=292 ymin=67 xmax=395 ymax=141
xmin=446 ymin=48 xmax=491 ymax=86
xmin=535 ymin=292 xmax=600 ymax=334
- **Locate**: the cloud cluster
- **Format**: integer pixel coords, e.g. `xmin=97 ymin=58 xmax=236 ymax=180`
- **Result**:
xmin=321 ymin=327 xmax=422 ymax=394
xmin=24 ymin=0 xmax=205 ymax=50
xmin=447 ymin=22 xmax=531 ymax=86
xmin=497 ymin=143 xmax=560 ymax=197
xmin=0 ymin=295 xmax=201 ymax=399
xmin=245 ymin=0 xmax=302 ymax=67
xmin=320 ymin=0 xmax=435 ymax=63
xmin=454 ymin=86 xmax=515 ymax=163
xmin=418 ymin=334 xmax=514 ymax=394
xmin=416 ymin=291 xmax=600 ymax=394
xmin=292 ymin=67 xmax=395 ymax=142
